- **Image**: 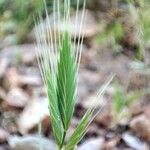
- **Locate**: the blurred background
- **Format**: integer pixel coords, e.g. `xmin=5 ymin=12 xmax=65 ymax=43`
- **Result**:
xmin=0 ymin=0 xmax=150 ymax=149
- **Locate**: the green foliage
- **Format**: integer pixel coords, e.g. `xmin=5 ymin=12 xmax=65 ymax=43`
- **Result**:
xmin=139 ymin=3 xmax=150 ymax=46
xmin=114 ymin=85 xmax=124 ymax=114
xmin=39 ymin=30 xmax=112 ymax=149
xmin=35 ymin=0 xmax=114 ymax=149
xmin=128 ymin=0 xmax=150 ymax=60
xmin=97 ymin=32 xmax=107 ymax=46
xmin=45 ymin=63 xmax=63 ymax=146
xmin=57 ymin=32 xmax=76 ymax=131
xmin=0 ymin=0 xmax=86 ymax=43
xmin=96 ymin=21 xmax=123 ymax=53
xmin=0 ymin=0 xmax=44 ymax=43
xmin=112 ymin=82 xmax=144 ymax=126
xmin=96 ymin=0 xmax=150 ymax=60
xmin=65 ymin=108 xmax=93 ymax=150
xmin=108 ymin=21 xmax=124 ymax=43
xmin=38 ymin=31 xmax=92 ymax=149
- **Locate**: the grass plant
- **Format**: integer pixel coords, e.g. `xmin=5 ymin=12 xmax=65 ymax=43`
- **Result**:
xmin=128 ymin=0 xmax=150 ymax=60
xmin=35 ymin=0 xmax=114 ymax=149
xmin=112 ymin=82 xmax=146 ymax=126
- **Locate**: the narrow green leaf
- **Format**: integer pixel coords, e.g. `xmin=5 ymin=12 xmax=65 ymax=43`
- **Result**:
xmin=64 ymin=108 xmax=93 ymax=150
xmin=114 ymin=86 xmax=124 ymax=113
xmin=65 ymin=74 xmax=115 ymax=150
xmin=56 ymin=32 xmax=77 ymax=130
xmin=45 ymin=65 xmax=63 ymax=146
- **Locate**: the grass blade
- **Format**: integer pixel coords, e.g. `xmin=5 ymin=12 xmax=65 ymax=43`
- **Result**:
xmin=45 ymin=62 xmax=63 ymax=146
xmin=65 ymin=75 xmax=114 ymax=150
xmin=64 ymin=108 xmax=93 ymax=150
xmin=57 ymin=32 xmax=77 ymax=131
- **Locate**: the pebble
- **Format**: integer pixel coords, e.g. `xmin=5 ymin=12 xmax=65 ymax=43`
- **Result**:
xmin=77 ymin=137 xmax=104 ymax=150
xmin=8 ymin=135 xmax=56 ymax=150
xmin=130 ymin=114 xmax=150 ymax=142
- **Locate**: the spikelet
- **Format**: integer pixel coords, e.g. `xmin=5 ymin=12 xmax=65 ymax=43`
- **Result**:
xmin=35 ymin=0 xmax=114 ymax=149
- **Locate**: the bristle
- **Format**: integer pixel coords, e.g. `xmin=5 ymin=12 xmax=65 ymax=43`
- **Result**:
xmin=90 ymin=74 xmax=115 ymax=122
xmin=35 ymin=18 xmax=47 ymax=86
xmin=57 ymin=0 xmax=61 ymax=49
xmin=76 ymin=10 xmax=87 ymax=73
xmin=35 ymin=23 xmax=46 ymax=86
xmin=37 ymin=0 xmax=86 ymax=76
xmin=53 ymin=0 xmax=58 ymax=71
xmin=35 ymin=0 xmax=114 ymax=149
xmin=74 ymin=74 xmax=115 ymax=141
xmin=75 ymin=0 xmax=86 ymax=70
xmin=44 ymin=0 xmax=55 ymax=75
xmin=73 ymin=0 xmax=80 ymax=53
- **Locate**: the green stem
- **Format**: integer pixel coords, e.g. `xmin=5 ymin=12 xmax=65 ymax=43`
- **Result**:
xmin=57 ymin=147 xmax=63 ymax=150
xmin=61 ymin=130 xmax=67 ymax=148
xmin=57 ymin=130 xmax=67 ymax=150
